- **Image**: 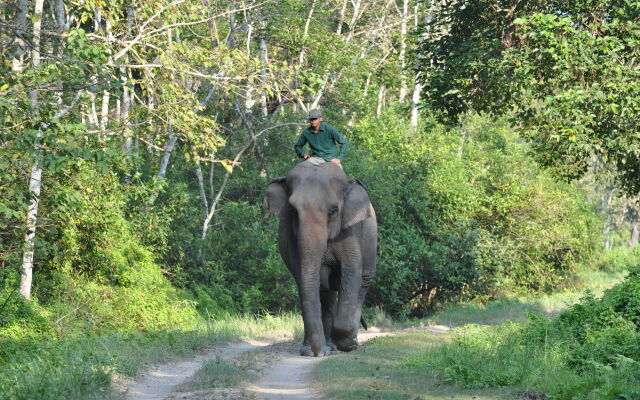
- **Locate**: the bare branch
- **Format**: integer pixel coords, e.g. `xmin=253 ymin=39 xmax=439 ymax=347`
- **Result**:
xmin=201 ymin=122 xmax=305 ymax=239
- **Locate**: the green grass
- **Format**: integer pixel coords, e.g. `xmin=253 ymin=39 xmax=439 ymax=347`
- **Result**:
xmin=0 ymin=313 xmax=303 ymax=400
xmin=315 ymin=332 xmax=514 ymax=400
xmin=424 ymin=269 xmax=626 ymax=327
xmin=316 ymin=269 xmax=628 ymax=400
xmin=403 ymin=322 xmax=639 ymax=400
xmin=174 ymin=350 xmax=266 ymax=393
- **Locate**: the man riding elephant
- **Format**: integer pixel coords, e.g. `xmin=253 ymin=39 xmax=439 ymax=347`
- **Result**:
xmin=264 ymin=161 xmax=376 ymax=357
xmin=294 ymin=109 xmax=349 ymax=169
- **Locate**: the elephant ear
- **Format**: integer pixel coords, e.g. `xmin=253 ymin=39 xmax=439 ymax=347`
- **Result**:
xmin=263 ymin=177 xmax=288 ymax=216
xmin=342 ymin=179 xmax=374 ymax=230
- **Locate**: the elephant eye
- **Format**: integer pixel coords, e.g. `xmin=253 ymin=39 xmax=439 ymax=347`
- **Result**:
xmin=328 ymin=206 xmax=339 ymax=218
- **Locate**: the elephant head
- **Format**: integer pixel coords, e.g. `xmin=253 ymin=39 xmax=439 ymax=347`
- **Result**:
xmin=263 ymin=162 xmax=374 ymax=356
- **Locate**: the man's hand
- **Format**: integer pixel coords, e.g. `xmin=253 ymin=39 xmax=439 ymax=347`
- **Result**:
xmin=330 ymin=158 xmax=341 ymax=164
xmin=303 ymin=154 xmax=310 ymax=160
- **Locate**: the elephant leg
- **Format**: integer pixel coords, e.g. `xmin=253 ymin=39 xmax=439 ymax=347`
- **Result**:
xmin=300 ymin=287 xmax=337 ymax=356
xmin=320 ymin=288 xmax=338 ymax=351
xmin=356 ymin=216 xmax=377 ymax=328
xmin=332 ymin=238 xmax=363 ymax=352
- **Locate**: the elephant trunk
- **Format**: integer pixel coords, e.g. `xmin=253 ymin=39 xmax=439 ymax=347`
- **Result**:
xmin=297 ymin=211 xmax=328 ymax=356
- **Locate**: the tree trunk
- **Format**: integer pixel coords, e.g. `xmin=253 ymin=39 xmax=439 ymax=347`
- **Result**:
xmin=411 ymin=1 xmax=435 ymax=128
xmin=201 ymin=0 xmax=219 ymax=47
xmin=410 ymin=77 xmax=421 ymax=127
xmin=244 ymin=15 xmax=255 ymax=115
xmin=345 ymin=0 xmax=362 ymax=44
xmin=54 ymin=0 xmax=69 ymax=31
xmin=336 ymin=0 xmax=348 ymax=35
xmin=376 ymin=85 xmax=385 ymax=116
xmin=629 ymin=205 xmax=639 ymax=247
xmin=195 ymin=160 xmax=209 ymax=217
xmin=12 ymin=0 xmax=30 ymax=72
xmin=148 ymin=132 xmax=178 ymax=205
xmin=602 ymin=184 xmax=614 ymax=250
xmin=100 ymin=90 xmax=110 ymax=132
xmin=457 ymin=126 xmax=467 ymax=159
xmin=158 ymin=134 xmax=177 ymax=179
xmin=225 ymin=4 xmax=236 ymax=48
xmin=259 ymin=34 xmax=269 ymax=116
xmin=298 ymin=0 xmax=317 ymax=67
xmin=398 ymin=0 xmax=409 ymax=102
xmin=21 ymin=0 xmax=46 ymax=300
xmin=291 ymin=0 xmax=317 ymax=113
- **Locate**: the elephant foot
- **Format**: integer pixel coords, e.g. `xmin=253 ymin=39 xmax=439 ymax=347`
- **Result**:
xmin=326 ymin=340 xmax=338 ymax=352
xmin=299 ymin=344 xmax=332 ymax=357
xmin=334 ymin=337 xmax=359 ymax=352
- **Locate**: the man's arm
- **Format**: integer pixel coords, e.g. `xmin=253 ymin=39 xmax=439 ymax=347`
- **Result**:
xmin=294 ymin=132 xmax=308 ymax=159
xmin=332 ymin=128 xmax=349 ymax=160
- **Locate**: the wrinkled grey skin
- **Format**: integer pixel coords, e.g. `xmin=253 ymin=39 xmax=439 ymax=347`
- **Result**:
xmin=263 ymin=162 xmax=377 ymax=357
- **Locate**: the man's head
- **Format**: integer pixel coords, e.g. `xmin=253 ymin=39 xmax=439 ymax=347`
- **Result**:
xmin=308 ymin=109 xmax=322 ymax=130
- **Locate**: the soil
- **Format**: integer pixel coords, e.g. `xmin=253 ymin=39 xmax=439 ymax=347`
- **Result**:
xmin=115 ymin=326 xmax=450 ymax=400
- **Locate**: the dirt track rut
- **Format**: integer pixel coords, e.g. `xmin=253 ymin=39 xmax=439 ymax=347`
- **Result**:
xmin=118 ymin=326 xmax=450 ymax=400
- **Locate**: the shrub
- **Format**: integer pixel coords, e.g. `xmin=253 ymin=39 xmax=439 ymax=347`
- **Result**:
xmin=408 ymin=270 xmax=640 ymax=399
xmin=347 ymin=111 xmax=600 ymax=316
xmin=594 ymin=246 xmax=640 ymax=273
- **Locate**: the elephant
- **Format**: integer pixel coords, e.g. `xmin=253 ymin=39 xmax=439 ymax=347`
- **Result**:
xmin=263 ymin=161 xmax=377 ymax=357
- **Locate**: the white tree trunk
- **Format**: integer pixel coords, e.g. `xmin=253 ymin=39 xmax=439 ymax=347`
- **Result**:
xmin=603 ymin=184 xmax=614 ymax=250
xmin=21 ymin=165 xmax=42 ymax=300
xmin=259 ymin=35 xmax=269 ymax=116
xmin=100 ymin=90 xmax=110 ymax=132
xmin=457 ymin=127 xmax=467 ymax=159
xmin=244 ymin=17 xmax=255 ymax=114
xmin=121 ymin=7 xmax=135 ymax=153
xmin=12 ymin=0 xmax=30 ymax=72
xmin=225 ymin=5 xmax=236 ymax=48
xmin=201 ymin=0 xmax=219 ymax=47
xmin=336 ymin=0 xmax=348 ymax=35
xmin=148 ymin=132 xmax=178 ymax=205
xmin=201 ymin=123 xmax=302 ymax=239
xmin=345 ymin=0 xmax=362 ymax=44
xmin=158 ymin=134 xmax=177 ymax=179
xmin=410 ymin=78 xmax=421 ymax=127
xmin=376 ymin=85 xmax=385 ymax=116
xmin=21 ymin=0 xmax=46 ymax=300
xmin=628 ymin=205 xmax=639 ymax=247
xmin=292 ymin=0 xmax=317 ymax=113
xmin=54 ymin=0 xmax=69 ymax=31
xmin=195 ymin=160 xmax=209 ymax=216
xmin=398 ymin=0 xmax=409 ymax=101
xmin=298 ymin=0 xmax=317 ymax=67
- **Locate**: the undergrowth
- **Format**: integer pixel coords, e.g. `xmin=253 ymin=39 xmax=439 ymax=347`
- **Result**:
xmin=0 ymin=313 xmax=302 ymax=400
xmin=404 ymin=268 xmax=640 ymax=399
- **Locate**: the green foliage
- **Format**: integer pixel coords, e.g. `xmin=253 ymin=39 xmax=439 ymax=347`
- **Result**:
xmin=407 ymin=270 xmax=640 ymax=399
xmin=348 ymin=111 xmax=600 ymax=316
xmin=0 ymin=312 xmax=302 ymax=400
xmin=418 ymin=0 xmax=640 ymax=194
xmin=0 ymin=2 xmax=620 ymax=397
xmin=594 ymin=246 xmax=640 ymax=273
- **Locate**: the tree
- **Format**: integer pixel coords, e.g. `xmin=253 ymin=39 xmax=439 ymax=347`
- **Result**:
xmin=417 ymin=0 xmax=640 ymax=194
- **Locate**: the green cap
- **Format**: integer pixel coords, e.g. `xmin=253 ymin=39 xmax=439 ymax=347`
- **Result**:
xmin=308 ymin=109 xmax=322 ymax=119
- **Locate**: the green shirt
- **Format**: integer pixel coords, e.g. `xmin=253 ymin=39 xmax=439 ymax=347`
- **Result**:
xmin=294 ymin=123 xmax=349 ymax=161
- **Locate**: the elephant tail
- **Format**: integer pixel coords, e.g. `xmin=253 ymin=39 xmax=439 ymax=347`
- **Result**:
xmin=360 ymin=315 xmax=368 ymax=330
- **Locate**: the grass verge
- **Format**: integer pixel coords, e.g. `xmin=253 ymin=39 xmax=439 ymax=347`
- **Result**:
xmin=0 ymin=313 xmax=302 ymax=400
xmin=316 ymin=269 xmax=628 ymax=400
xmin=173 ymin=349 xmax=268 ymax=394
xmin=315 ymin=332 xmax=513 ymax=400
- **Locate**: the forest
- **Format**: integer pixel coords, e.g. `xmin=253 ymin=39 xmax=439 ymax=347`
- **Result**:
xmin=1 ymin=0 xmax=639 ymax=399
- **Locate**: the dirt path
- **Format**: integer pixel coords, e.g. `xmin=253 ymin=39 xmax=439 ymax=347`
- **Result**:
xmin=244 ymin=342 xmax=324 ymax=400
xmin=118 ymin=340 xmax=271 ymax=400
xmin=117 ymin=326 xmax=450 ymax=400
